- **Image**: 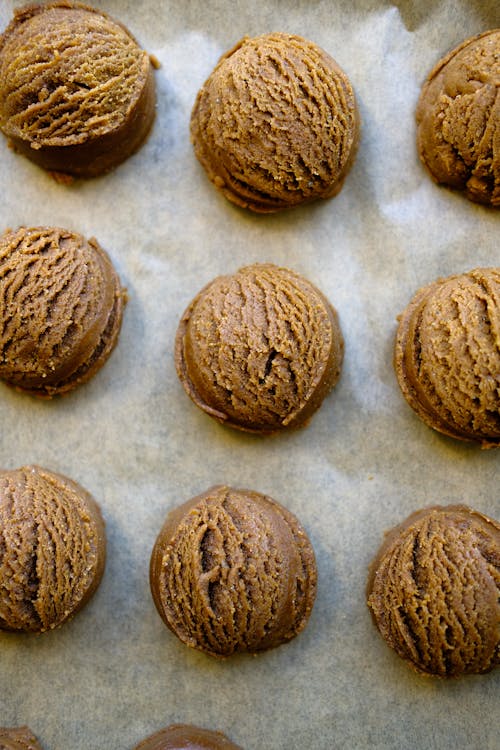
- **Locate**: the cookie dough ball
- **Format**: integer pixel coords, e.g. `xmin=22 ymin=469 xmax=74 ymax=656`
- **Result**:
xmin=133 ymin=724 xmax=242 ymax=750
xmin=150 ymin=485 xmax=317 ymax=658
xmin=394 ymin=268 xmax=500 ymax=447
xmin=367 ymin=505 xmax=500 ymax=677
xmin=175 ymin=264 xmax=343 ymax=434
xmin=191 ymin=32 xmax=359 ymax=212
xmin=0 ymin=226 xmax=125 ymax=398
xmin=416 ymin=30 xmax=500 ymax=207
xmin=0 ymin=2 xmax=156 ymax=178
xmin=0 ymin=465 xmax=106 ymax=633
xmin=0 ymin=726 xmax=44 ymax=750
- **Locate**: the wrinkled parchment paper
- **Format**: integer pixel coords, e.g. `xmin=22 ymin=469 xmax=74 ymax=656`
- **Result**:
xmin=0 ymin=2 xmax=499 ymax=748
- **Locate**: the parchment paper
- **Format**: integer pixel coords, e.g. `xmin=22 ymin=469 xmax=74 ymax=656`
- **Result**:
xmin=0 ymin=2 xmax=499 ymax=749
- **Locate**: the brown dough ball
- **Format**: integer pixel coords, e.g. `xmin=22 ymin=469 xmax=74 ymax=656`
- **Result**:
xmin=0 ymin=465 xmax=106 ymax=633
xmin=175 ymin=263 xmax=344 ymax=434
xmin=0 ymin=226 xmax=125 ymax=398
xmin=132 ymin=724 xmax=242 ymax=750
xmin=416 ymin=30 xmax=500 ymax=206
xmin=150 ymin=485 xmax=317 ymax=657
xmin=394 ymin=268 xmax=500 ymax=447
xmin=0 ymin=1 xmax=156 ymax=178
xmin=0 ymin=726 xmax=44 ymax=749
xmin=367 ymin=505 xmax=500 ymax=677
xmin=191 ymin=32 xmax=359 ymax=212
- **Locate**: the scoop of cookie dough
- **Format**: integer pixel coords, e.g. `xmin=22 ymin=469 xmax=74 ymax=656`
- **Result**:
xmin=416 ymin=29 xmax=499 ymax=206
xmin=0 ymin=726 xmax=44 ymax=750
xmin=367 ymin=505 xmax=500 ymax=677
xmin=0 ymin=226 xmax=125 ymax=398
xmin=191 ymin=32 xmax=359 ymax=212
xmin=0 ymin=1 xmax=156 ymax=177
xmin=0 ymin=465 xmax=106 ymax=633
xmin=175 ymin=263 xmax=343 ymax=433
xmin=132 ymin=724 xmax=243 ymax=750
xmin=150 ymin=485 xmax=317 ymax=657
xmin=394 ymin=267 xmax=500 ymax=447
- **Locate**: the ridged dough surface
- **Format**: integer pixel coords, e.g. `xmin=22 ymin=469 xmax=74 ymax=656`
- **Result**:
xmin=191 ymin=32 xmax=359 ymax=212
xmin=132 ymin=724 xmax=242 ymax=750
xmin=394 ymin=268 xmax=500 ymax=447
xmin=150 ymin=486 xmax=317 ymax=657
xmin=0 ymin=226 xmax=125 ymax=397
xmin=0 ymin=2 xmax=156 ymax=176
xmin=367 ymin=505 xmax=500 ymax=677
xmin=0 ymin=726 xmax=44 ymax=750
xmin=0 ymin=2 xmax=149 ymax=145
xmin=416 ymin=29 xmax=500 ymax=206
xmin=175 ymin=263 xmax=343 ymax=433
xmin=0 ymin=465 xmax=106 ymax=633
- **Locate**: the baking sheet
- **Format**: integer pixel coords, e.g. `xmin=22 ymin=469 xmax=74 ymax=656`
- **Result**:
xmin=0 ymin=1 xmax=499 ymax=748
